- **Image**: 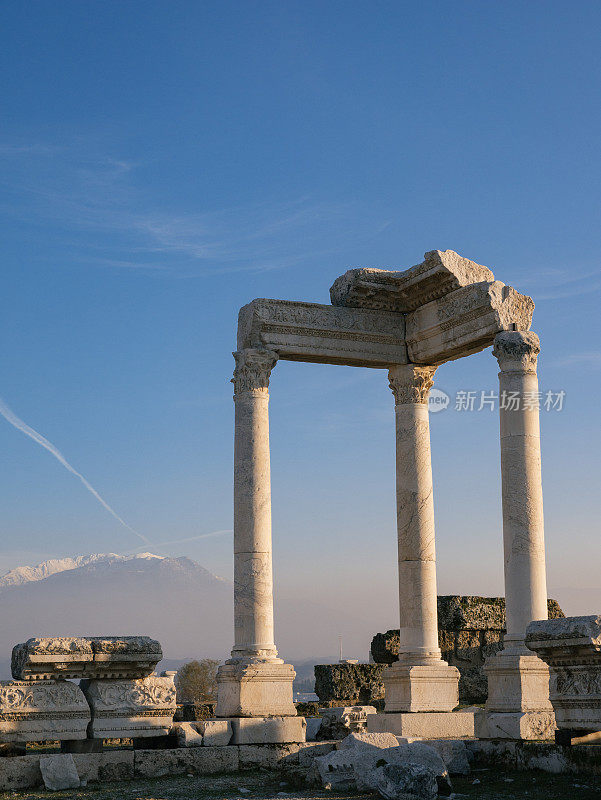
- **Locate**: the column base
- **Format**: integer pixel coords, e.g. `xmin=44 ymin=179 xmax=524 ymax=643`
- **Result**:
xmin=383 ymin=661 xmax=460 ymax=712
xmin=367 ymin=710 xmax=476 ymax=739
xmin=483 ymin=650 xmax=555 ymax=740
xmin=483 ymin=711 xmax=556 ymax=740
xmin=215 ymin=661 xmax=296 ymax=718
xmin=484 ymin=651 xmax=553 ymax=713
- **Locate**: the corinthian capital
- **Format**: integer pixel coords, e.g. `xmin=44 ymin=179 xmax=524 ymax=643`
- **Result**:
xmin=493 ymin=331 xmax=540 ymax=373
xmin=232 ymin=348 xmax=278 ymax=395
xmin=388 ymin=364 xmax=437 ymax=405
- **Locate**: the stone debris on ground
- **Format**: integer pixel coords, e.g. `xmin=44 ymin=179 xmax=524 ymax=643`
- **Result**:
xmin=39 ymin=753 xmax=80 ymax=791
xmin=313 ymin=731 xmax=463 ymax=796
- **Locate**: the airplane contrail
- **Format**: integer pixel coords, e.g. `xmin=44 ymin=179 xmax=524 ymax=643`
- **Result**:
xmin=125 ymin=529 xmax=233 ymax=555
xmin=0 ymin=396 xmax=151 ymax=545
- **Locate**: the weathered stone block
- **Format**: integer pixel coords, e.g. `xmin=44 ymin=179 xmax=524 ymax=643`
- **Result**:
xmin=367 ymin=710 xmax=476 ymax=739
xmin=0 ymin=680 xmax=90 ymax=742
xmin=230 ymin=716 xmax=306 ymax=744
xmin=39 ymin=754 xmax=80 ymax=791
xmin=237 ymin=743 xmax=303 ymax=768
xmin=12 ymin=636 xmax=162 ymax=680
xmin=198 ymin=718 xmax=232 ymax=746
xmin=81 ymin=675 xmax=176 ymax=739
xmin=72 ymin=750 xmax=135 ymax=783
xmin=526 ymin=615 xmax=601 ymax=735
xmin=215 ymin=661 xmax=296 ymax=718
xmin=313 ymin=663 xmax=385 ymax=705
xmin=133 ymin=746 xmax=239 ymax=778
xmin=316 ymin=706 xmax=376 ymax=740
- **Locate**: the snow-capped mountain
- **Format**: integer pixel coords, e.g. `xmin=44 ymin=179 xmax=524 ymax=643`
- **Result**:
xmin=0 ymin=552 xmax=165 ymax=588
xmin=0 ymin=552 xmax=369 ymax=676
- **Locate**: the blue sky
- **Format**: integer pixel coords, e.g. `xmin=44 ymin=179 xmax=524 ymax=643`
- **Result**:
xmin=1 ymin=0 xmax=600 ymax=658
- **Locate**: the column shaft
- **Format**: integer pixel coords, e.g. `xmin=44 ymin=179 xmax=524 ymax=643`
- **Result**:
xmin=383 ymin=364 xmax=459 ymax=713
xmin=494 ymin=331 xmax=548 ymax=650
xmin=230 ymin=349 xmax=279 ymax=663
xmin=394 ymin=397 xmax=440 ymax=661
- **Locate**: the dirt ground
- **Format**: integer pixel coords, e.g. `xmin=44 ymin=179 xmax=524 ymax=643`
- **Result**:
xmin=0 ymin=767 xmax=599 ymax=800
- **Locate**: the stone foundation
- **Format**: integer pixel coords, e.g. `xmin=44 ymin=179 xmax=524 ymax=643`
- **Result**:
xmin=371 ymin=596 xmax=564 ymax=704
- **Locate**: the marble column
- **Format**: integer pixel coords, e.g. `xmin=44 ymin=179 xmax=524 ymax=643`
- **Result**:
xmin=216 ymin=348 xmax=297 ymax=720
xmin=383 ymin=364 xmax=459 ymax=713
xmin=484 ymin=331 xmax=555 ymax=739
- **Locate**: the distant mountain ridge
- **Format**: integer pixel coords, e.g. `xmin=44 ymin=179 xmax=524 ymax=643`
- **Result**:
xmin=0 ymin=552 xmax=167 ymax=588
xmin=0 ymin=552 xmax=370 ymax=677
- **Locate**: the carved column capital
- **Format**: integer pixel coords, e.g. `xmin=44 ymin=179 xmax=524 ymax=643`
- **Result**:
xmin=232 ymin=349 xmax=278 ymax=395
xmin=493 ymin=331 xmax=540 ymax=373
xmin=388 ymin=364 xmax=437 ymax=405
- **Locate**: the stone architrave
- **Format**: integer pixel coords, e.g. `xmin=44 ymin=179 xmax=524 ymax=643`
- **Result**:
xmin=237 ymin=299 xmax=407 ymax=367
xmin=12 ymin=636 xmax=162 ymax=681
xmin=484 ymin=331 xmax=554 ymax=740
xmin=526 ymin=616 xmax=601 ymax=736
xmin=0 ymin=680 xmax=90 ymax=742
xmin=81 ymin=675 xmax=176 ymax=739
xmin=380 ymin=364 xmax=460 ymax=715
xmin=215 ymin=349 xmax=298 ymax=720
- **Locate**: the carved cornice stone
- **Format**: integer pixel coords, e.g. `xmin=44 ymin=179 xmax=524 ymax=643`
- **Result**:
xmin=388 ymin=364 xmax=437 ymax=405
xmin=493 ymin=331 xmax=540 ymax=373
xmin=232 ymin=349 xmax=278 ymax=395
xmin=330 ymin=249 xmax=495 ymax=313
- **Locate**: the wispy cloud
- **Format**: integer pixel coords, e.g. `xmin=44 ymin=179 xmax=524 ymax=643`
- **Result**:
xmin=518 ymin=267 xmax=601 ymax=301
xmin=553 ymin=352 xmax=601 ymax=369
xmin=0 ymin=396 xmax=151 ymax=546
xmin=0 ymin=139 xmax=388 ymax=276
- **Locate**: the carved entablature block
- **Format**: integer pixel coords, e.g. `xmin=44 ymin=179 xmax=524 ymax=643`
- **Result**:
xmin=0 ymin=680 xmax=90 ymax=742
xmin=526 ymin=616 xmax=601 ymax=732
xmin=237 ymin=298 xmax=407 ymax=368
xmin=330 ymin=250 xmax=495 ymax=313
xmin=12 ymin=636 xmax=162 ymax=681
xmin=237 ymin=251 xmax=535 ymax=369
xmin=81 ymin=675 xmax=177 ymax=739
xmin=406 ymin=282 xmax=535 ymax=366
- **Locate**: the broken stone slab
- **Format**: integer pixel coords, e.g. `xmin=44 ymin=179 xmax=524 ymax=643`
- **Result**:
xmin=316 ymin=705 xmax=377 ymax=740
xmin=0 ymin=680 xmax=90 ymax=742
xmin=305 ymin=717 xmax=322 ymax=741
xmin=370 ymin=761 xmax=438 ymax=800
xmin=314 ymin=733 xmax=450 ymax=795
xmin=526 ymin=615 xmax=601 ymax=735
xmin=198 ymin=719 xmax=232 ymax=746
xmin=329 ymin=250 xmax=495 ymax=313
xmin=39 ymin=754 xmax=80 ymax=791
xmin=81 ymin=675 xmax=176 ymax=739
xmin=173 ymin=721 xmax=203 ymax=747
xmin=12 ymin=636 xmax=162 ymax=680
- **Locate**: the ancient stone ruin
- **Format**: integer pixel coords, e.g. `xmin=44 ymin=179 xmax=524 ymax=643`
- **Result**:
xmin=371 ymin=597 xmax=565 ymax=704
xmin=215 ymin=249 xmax=554 ymax=742
xmin=0 ymin=636 xmax=175 ymax=745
